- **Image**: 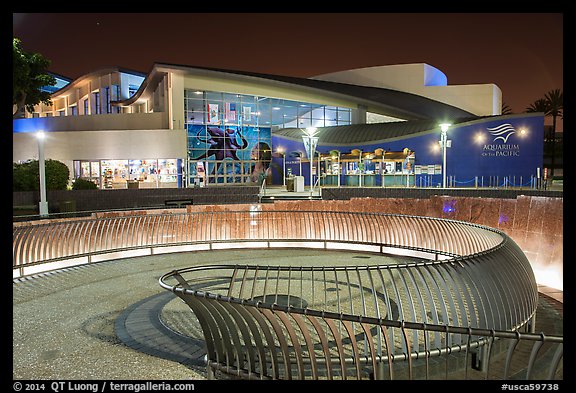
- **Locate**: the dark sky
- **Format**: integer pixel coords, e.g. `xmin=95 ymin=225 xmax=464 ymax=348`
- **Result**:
xmin=13 ymin=13 xmax=563 ymax=128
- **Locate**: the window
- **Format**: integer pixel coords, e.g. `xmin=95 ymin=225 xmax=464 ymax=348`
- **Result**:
xmin=93 ymin=92 xmax=101 ymax=114
xmin=183 ymin=89 xmax=355 ymax=185
xmin=73 ymin=160 xmax=101 ymax=188
xmin=184 ymin=96 xmax=205 ymax=124
xmin=128 ymin=84 xmax=139 ymax=97
xmin=70 ymin=106 xmax=78 ymax=116
xmin=83 ymin=98 xmax=89 ymax=115
xmin=104 ymin=87 xmax=111 ymax=113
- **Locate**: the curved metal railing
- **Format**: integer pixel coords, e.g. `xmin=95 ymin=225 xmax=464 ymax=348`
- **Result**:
xmin=12 ymin=210 xmax=562 ymax=380
xmin=13 ymin=210 xmax=503 ymax=275
xmin=160 ymin=265 xmax=561 ymax=380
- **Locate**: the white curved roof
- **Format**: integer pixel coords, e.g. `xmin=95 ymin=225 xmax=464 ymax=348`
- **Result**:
xmin=312 ymin=63 xmax=502 ymax=116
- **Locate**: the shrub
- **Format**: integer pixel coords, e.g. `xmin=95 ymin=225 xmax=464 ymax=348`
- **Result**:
xmin=72 ymin=177 xmax=99 ymax=190
xmin=13 ymin=159 xmax=70 ymax=191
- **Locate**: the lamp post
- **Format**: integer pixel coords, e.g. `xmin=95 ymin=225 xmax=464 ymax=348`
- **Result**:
xmin=301 ymin=127 xmax=318 ymax=192
xmin=358 ymin=149 xmax=363 ymax=188
xmin=277 ymin=147 xmax=286 ymax=186
xmin=36 ymin=130 xmax=49 ymax=217
xmin=439 ymin=123 xmax=452 ymax=188
xmin=335 ymin=151 xmax=341 ymax=187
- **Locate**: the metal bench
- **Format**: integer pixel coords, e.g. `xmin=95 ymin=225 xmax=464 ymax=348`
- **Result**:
xmin=164 ymin=199 xmax=193 ymax=207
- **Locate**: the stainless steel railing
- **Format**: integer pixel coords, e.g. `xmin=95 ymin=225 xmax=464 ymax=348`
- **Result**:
xmin=160 ymin=263 xmax=560 ymax=380
xmin=13 ymin=211 xmax=503 ymax=275
xmin=13 ymin=210 xmax=561 ymax=380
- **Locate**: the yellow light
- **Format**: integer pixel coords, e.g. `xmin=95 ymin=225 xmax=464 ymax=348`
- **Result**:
xmin=475 ymin=132 xmax=486 ymax=144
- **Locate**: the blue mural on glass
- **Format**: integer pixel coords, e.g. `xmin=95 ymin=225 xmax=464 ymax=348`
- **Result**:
xmin=188 ymin=125 xmax=271 ymax=183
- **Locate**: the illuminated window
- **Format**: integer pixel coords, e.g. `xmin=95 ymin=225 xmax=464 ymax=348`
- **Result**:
xmin=93 ymin=92 xmax=101 ymax=114
xmin=128 ymin=84 xmax=139 ymax=97
xmin=104 ymin=87 xmax=111 ymax=113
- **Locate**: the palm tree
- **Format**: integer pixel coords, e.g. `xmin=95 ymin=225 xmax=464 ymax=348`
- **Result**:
xmin=525 ymin=98 xmax=548 ymax=114
xmin=544 ymin=89 xmax=563 ymax=177
xmin=526 ymin=98 xmax=550 ymax=139
xmin=526 ymin=91 xmax=563 ymax=177
xmin=501 ymin=102 xmax=513 ymax=115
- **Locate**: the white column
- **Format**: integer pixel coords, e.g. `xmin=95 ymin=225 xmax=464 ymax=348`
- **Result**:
xmin=37 ymin=131 xmax=48 ymax=217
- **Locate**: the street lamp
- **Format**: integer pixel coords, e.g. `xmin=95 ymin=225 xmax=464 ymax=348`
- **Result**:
xmin=301 ymin=127 xmax=318 ymax=192
xmin=330 ymin=150 xmax=341 ymax=187
xmin=36 ymin=130 xmax=49 ymax=217
xmin=277 ymin=147 xmax=286 ymax=186
xmin=439 ymin=123 xmax=452 ymax=188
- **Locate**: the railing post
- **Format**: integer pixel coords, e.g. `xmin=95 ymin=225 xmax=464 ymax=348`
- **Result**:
xmin=206 ymin=361 xmax=216 ymax=380
xmin=374 ymin=360 xmax=385 ymax=380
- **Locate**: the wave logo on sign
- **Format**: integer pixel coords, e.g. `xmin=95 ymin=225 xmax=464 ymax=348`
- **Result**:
xmin=487 ymin=123 xmax=516 ymax=143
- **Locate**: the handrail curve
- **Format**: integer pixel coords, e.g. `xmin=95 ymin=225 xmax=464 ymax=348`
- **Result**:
xmin=13 ymin=210 xmax=561 ymax=380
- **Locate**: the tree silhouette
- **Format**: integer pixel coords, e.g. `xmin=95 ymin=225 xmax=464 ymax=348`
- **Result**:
xmin=501 ymin=102 xmax=513 ymax=115
xmin=526 ymin=90 xmax=563 ymax=177
xmin=13 ymin=37 xmax=56 ymax=118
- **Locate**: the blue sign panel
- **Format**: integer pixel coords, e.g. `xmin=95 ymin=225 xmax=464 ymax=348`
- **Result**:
xmin=271 ymin=115 xmax=544 ymax=187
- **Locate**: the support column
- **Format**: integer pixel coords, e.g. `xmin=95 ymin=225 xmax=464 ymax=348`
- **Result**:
xmin=351 ymin=104 xmax=367 ymax=124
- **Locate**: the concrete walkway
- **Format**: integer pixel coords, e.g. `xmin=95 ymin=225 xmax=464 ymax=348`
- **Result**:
xmin=13 ymin=249 xmax=563 ymax=380
xmin=14 ymin=249 xmax=392 ymax=380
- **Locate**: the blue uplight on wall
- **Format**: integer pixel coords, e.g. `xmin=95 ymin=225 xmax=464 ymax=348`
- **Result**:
xmin=13 ymin=118 xmax=52 ymax=133
xmin=443 ymin=200 xmax=456 ymax=214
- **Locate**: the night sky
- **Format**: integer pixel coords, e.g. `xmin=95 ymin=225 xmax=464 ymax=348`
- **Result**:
xmin=13 ymin=13 xmax=563 ymax=129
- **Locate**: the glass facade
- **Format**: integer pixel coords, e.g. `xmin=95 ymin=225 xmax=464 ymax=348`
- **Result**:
xmin=74 ymin=159 xmax=181 ymax=189
xmin=184 ymin=89 xmax=352 ymax=185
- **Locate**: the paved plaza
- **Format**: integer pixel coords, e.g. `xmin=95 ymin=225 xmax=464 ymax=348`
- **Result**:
xmin=13 ymin=249 xmax=563 ymax=380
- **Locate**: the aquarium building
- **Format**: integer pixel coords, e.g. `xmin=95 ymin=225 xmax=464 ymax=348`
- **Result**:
xmin=12 ymin=62 xmax=544 ymax=189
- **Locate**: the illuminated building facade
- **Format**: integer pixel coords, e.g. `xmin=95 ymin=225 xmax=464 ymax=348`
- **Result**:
xmin=12 ymin=63 xmax=543 ymax=188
